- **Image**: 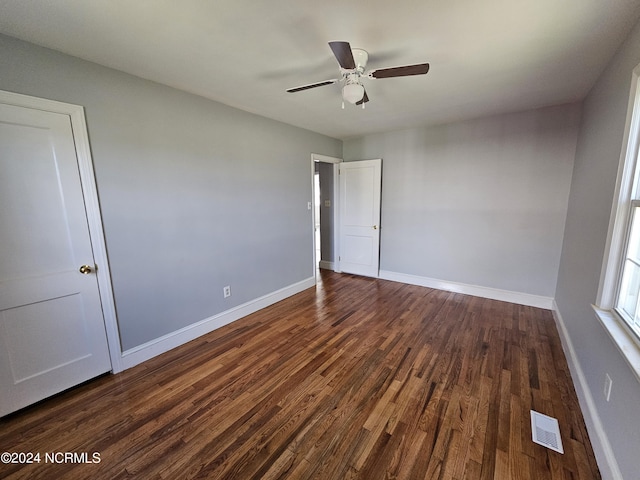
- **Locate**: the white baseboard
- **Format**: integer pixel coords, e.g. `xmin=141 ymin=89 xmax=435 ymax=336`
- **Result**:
xmin=378 ymin=270 xmax=554 ymax=309
xmin=552 ymin=302 xmax=622 ymax=480
xmin=318 ymin=260 xmax=334 ymax=270
xmin=119 ymin=276 xmax=316 ymax=370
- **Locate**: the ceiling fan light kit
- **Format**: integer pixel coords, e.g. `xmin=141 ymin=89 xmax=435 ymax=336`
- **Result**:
xmin=343 ymin=80 xmax=365 ymax=104
xmin=287 ymin=41 xmax=429 ymax=108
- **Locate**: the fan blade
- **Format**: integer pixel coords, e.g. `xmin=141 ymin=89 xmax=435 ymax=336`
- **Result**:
xmin=286 ymin=79 xmax=337 ymax=93
xmin=329 ymin=41 xmax=356 ymax=70
xmin=370 ymin=63 xmax=430 ymax=79
xmin=356 ymin=90 xmax=369 ymax=105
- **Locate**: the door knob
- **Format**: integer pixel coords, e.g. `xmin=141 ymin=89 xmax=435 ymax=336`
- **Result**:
xmin=79 ymin=265 xmax=93 ymax=274
xmin=372 ymin=225 xmax=377 ymax=230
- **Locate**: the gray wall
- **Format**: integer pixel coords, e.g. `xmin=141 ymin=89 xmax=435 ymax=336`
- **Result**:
xmin=0 ymin=34 xmax=341 ymax=351
xmin=555 ymin=18 xmax=640 ymax=479
xmin=344 ymin=104 xmax=580 ymax=298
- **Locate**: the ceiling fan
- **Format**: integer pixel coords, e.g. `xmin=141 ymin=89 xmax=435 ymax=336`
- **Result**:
xmin=286 ymin=41 xmax=430 ymax=108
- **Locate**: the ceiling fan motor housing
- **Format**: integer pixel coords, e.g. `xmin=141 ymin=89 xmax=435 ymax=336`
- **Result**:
xmin=350 ymin=48 xmax=369 ymax=73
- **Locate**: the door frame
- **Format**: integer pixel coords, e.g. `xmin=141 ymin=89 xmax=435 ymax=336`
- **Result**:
xmin=0 ymin=90 xmax=123 ymax=373
xmin=311 ymin=153 xmax=342 ymax=275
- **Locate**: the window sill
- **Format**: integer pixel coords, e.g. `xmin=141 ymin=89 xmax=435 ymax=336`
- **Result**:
xmin=592 ymin=305 xmax=640 ymax=383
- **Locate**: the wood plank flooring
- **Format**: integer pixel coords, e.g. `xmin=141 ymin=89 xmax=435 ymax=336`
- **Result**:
xmin=0 ymin=271 xmax=601 ymax=479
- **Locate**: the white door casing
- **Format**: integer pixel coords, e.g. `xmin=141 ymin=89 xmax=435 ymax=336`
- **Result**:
xmin=0 ymin=91 xmax=119 ymax=416
xmin=339 ymin=159 xmax=382 ymax=277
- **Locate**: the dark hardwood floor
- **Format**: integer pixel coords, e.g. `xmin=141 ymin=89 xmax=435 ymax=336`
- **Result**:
xmin=0 ymin=271 xmax=600 ymax=479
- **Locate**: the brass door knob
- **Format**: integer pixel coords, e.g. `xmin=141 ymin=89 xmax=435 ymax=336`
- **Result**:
xmin=372 ymin=225 xmax=377 ymax=230
xmin=79 ymin=265 xmax=93 ymax=274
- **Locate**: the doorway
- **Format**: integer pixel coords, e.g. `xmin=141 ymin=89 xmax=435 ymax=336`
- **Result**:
xmin=314 ymin=171 xmax=321 ymax=273
xmin=311 ymin=154 xmax=341 ymax=277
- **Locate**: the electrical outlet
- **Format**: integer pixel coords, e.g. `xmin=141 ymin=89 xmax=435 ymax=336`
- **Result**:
xmin=604 ymin=373 xmax=612 ymax=402
xmin=223 ymin=286 xmax=231 ymax=298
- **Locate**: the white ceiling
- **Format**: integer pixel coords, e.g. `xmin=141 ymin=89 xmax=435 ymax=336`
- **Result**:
xmin=1 ymin=0 xmax=640 ymax=139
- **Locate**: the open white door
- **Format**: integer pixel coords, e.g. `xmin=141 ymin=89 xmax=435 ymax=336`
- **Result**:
xmin=0 ymin=97 xmax=112 ymax=416
xmin=339 ymin=159 xmax=382 ymax=277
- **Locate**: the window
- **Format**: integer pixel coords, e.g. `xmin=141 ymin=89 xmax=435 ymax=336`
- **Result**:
xmin=595 ymin=64 xmax=640 ymax=380
xmin=616 ymin=202 xmax=640 ymax=341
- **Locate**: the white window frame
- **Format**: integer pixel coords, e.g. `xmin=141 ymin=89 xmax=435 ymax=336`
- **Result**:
xmin=594 ymin=64 xmax=640 ymax=382
xmin=614 ymin=199 xmax=640 ymax=336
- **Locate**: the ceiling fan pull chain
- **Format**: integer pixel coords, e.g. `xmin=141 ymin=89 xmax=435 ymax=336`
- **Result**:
xmin=342 ymin=100 xmax=345 ymax=109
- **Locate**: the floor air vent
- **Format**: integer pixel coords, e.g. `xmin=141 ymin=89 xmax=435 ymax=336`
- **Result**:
xmin=530 ymin=410 xmax=564 ymax=454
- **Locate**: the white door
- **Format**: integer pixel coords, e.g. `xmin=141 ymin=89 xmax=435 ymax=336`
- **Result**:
xmin=339 ymin=159 xmax=382 ymax=277
xmin=0 ymin=102 xmax=112 ymax=416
